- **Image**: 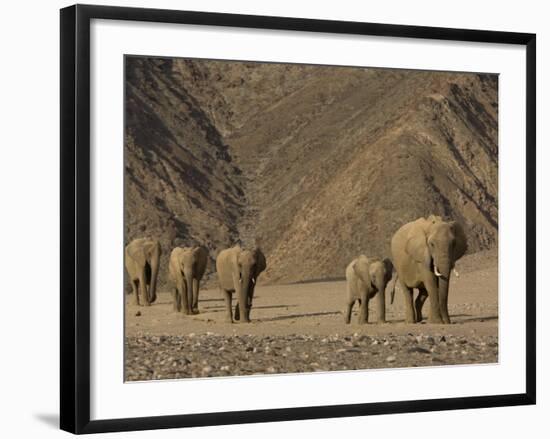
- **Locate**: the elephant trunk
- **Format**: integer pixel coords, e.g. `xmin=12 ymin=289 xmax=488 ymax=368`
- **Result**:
xmin=184 ymin=266 xmax=194 ymax=314
xmin=238 ymin=268 xmax=252 ymax=322
xmin=374 ymin=276 xmax=387 ymax=323
xmin=434 ymin=254 xmax=452 ymax=323
xmin=149 ymin=253 xmax=160 ymax=304
xmin=433 ymin=252 xmax=451 ymax=280
xmin=390 ymin=275 xmax=397 ymax=305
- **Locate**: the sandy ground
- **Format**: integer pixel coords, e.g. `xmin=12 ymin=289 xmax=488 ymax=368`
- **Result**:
xmin=125 ymin=250 xmax=498 ymax=380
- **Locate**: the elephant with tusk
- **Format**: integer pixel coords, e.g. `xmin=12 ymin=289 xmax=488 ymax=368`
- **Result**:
xmin=125 ymin=238 xmax=161 ymax=306
xmin=390 ymin=215 xmax=467 ymax=324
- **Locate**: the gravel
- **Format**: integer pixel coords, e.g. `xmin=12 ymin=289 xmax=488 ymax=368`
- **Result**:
xmin=125 ymin=333 xmax=498 ymax=381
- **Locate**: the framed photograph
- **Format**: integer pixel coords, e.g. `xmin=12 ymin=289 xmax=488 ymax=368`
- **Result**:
xmin=60 ymin=4 xmax=536 ymax=434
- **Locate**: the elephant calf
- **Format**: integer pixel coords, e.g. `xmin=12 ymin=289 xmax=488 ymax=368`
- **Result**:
xmin=344 ymin=256 xmax=393 ymax=324
xmin=169 ymin=246 xmax=208 ymax=315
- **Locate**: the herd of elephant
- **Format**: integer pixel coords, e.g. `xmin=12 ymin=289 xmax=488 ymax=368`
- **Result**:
xmin=125 ymin=215 xmax=467 ymax=325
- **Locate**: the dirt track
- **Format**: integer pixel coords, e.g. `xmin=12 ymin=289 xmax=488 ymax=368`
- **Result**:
xmin=125 ymin=250 xmax=498 ymax=381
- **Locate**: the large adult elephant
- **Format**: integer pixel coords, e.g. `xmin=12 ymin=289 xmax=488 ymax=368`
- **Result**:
xmin=125 ymin=238 xmax=161 ymax=306
xmin=216 ymin=245 xmax=266 ymax=323
xmin=391 ymin=215 xmax=467 ymax=324
xmin=344 ymin=256 xmax=393 ymax=324
xmin=168 ymin=246 xmax=208 ymax=315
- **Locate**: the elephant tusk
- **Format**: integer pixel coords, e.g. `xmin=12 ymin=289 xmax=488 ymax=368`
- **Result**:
xmin=434 ymin=265 xmax=443 ymax=277
xmin=453 ymin=268 xmax=460 ymax=278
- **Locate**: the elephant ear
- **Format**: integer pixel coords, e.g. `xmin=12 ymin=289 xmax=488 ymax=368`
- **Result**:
xmin=353 ymin=256 xmax=371 ymax=285
xmin=451 ymin=221 xmax=468 ymax=261
xmin=382 ymin=258 xmax=394 ymax=280
xmin=405 ymin=233 xmax=431 ymax=268
xmin=254 ymin=250 xmax=267 ymax=277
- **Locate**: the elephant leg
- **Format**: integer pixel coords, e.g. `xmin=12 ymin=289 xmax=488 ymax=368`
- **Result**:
xmin=399 ymin=279 xmax=415 ymax=323
xmin=222 ymin=288 xmax=233 ymax=323
xmin=234 ymin=302 xmax=240 ymax=321
xmin=237 ymin=287 xmax=250 ymax=323
xmin=376 ymin=289 xmax=386 ymax=324
xmin=358 ymin=290 xmax=369 ymax=324
xmin=179 ymin=280 xmax=190 ymax=315
xmin=414 ymin=287 xmax=428 ymax=322
xmin=424 ymin=276 xmax=443 ymax=324
xmin=131 ymin=279 xmax=140 ymax=306
xmin=344 ymin=300 xmax=354 ymax=324
xmin=192 ymin=278 xmax=200 ymax=314
xmin=176 ymin=287 xmax=184 ymax=312
xmin=139 ymin=270 xmax=149 ymax=306
xmin=172 ymin=287 xmax=178 ymax=311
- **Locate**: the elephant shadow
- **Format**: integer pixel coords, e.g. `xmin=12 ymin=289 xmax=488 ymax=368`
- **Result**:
xmin=259 ymin=311 xmax=340 ymax=322
xmin=387 ymin=313 xmax=498 ymax=324
xmin=453 ymin=314 xmax=498 ymax=323
xmin=290 ymin=276 xmax=346 ymax=285
xmin=201 ymin=304 xmax=298 ymax=313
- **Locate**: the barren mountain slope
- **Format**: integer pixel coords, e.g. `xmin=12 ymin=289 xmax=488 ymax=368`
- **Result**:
xmin=124 ymin=57 xmax=246 ymax=286
xmin=125 ymin=58 xmax=498 ymax=285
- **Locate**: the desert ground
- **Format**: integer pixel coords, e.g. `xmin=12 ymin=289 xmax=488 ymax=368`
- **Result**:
xmin=125 ymin=249 xmax=498 ymax=381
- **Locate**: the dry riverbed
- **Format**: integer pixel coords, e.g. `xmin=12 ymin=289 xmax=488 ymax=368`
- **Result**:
xmin=125 ymin=250 xmax=498 ymax=381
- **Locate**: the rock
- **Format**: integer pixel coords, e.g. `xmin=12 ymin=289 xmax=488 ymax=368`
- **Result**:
xmin=135 ymin=311 xmax=141 ymax=317
xmin=386 ymin=355 xmax=397 ymax=363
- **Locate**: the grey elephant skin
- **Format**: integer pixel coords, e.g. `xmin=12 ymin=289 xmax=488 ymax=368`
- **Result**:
xmin=169 ymin=246 xmax=208 ymax=315
xmin=391 ymin=215 xmax=467 ymax=324
xmin=125 ymin=238 xmax=161 ymax=306
xmin=344 ymin=256 xmax=393 ymax=324
xmin=216 ymin=245 xmax=266 ymax=323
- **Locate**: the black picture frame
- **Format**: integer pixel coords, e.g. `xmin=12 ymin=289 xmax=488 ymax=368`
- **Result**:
xmin=60 ymin=4 xmax=536 ymax=434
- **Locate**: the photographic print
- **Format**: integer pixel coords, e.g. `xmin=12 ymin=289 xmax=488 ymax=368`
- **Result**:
xmin=123 ymin=56 xmax=498 ymax=381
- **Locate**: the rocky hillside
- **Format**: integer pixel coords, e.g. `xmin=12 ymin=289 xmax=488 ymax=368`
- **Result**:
xmin=125 ymin=57 xmax=498 ymax=286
